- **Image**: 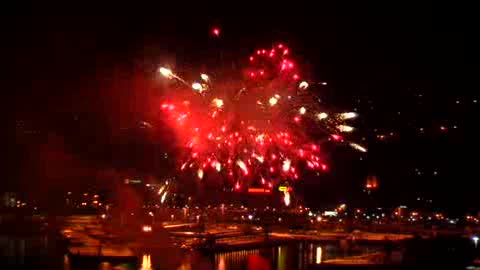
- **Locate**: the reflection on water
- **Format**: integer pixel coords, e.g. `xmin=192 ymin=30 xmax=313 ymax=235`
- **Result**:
xmin=99 ymin=262 xmax=112 ymax=270
xmin=316 ymin=246 xmax=322 ymax=264
xmin=129 ymin=243 xmax=351 ymax=270
xmin=63 ymin=254 xmax=70 ymax=270
xmin=0 ymin=233 xmax=380 ymax=270
xmin=140 ymin=254 xmax=152 ymax=270
xmin=208 ymin=242 xmax=371 ymax=270
xmin=215 ymin=249 xmax=260 ymax=269
xmin=217 ymin=255 xmax=225 ymax=270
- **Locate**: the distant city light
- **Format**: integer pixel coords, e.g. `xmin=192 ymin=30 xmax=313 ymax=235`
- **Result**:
xmin=472 ymin=236 xmax=479 ymax=248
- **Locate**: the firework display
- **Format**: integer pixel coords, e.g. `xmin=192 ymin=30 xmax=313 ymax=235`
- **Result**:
xmin=157 ymin=42 xmax=365 ymax=200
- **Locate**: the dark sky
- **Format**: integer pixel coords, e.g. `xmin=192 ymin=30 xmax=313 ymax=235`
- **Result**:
xmin=5 ymin=3 xmax=475 ymax=213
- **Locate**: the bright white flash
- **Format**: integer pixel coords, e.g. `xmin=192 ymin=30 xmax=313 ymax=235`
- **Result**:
xmin=299 ymin=81 xmax=309 ymax=90
xmin=192 ymin=82 xmax=203 ymax=92
xmin=161 ymin=192 xmax=167 ymax=203
xmin=350 ymin=143 xmax=367 ymax=153
xmin=159 ymin=67 xmax=173 ymax=78
xmin=212 ymin=98 xmax=224 ymax=108
xmin=299 ymin=107 xmax=306 ymax=115
xmin=340 ymin=112 xmax=357 ymax=119
xmin=236 ymin=160 xmax=248 ymax=173
xmin=200 ymin=74 xmax=209 ymax=82
xmin=284 ymin=192 xmax=291 ymax=206
xmin=317 ymin=112 xmax=328 ymax=120
xmin=337 ymin=125 xmax=354 ymax=132
xmin=269 ymin=97 xmax=278 ymax=106
xmin=282 ymin=159 xmax=291 ymax=172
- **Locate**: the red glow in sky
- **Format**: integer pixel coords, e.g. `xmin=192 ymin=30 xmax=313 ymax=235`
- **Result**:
xmin=157 ymin=42 xmax=359 ymax=193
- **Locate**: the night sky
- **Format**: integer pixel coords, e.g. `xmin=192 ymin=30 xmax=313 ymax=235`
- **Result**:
xmin=5 ymin=4 xmax=476 ymax=214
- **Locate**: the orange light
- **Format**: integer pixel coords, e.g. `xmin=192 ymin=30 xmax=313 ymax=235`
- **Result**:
xmin=248 ymin=188 xmax=271 ymax=194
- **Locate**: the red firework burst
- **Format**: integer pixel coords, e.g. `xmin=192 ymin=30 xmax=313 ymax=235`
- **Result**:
xmin=158 ymin=43 xmax=364 ymax=192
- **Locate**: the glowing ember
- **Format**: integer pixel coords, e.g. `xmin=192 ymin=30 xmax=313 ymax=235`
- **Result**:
xmin=159 ymin=67 xmax=173 ymax=78
xmin=299 ymin=81 xmax=309 ymax=90
xmin=317 ymin=112 xmax=328 ymax=120
xmin=299 ymin=107 xmax=306 ymax=115
xmin=212 ymin=98 xmax=224 ymax=108
xmin=269 ymin=97 xmax=279 ymax=106
xmin=192 ymin=82 xmax=203 ymax=92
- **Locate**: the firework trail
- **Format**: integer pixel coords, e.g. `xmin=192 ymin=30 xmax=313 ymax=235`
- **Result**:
xmin=157 ymin=43 xmax=365 ymax=195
